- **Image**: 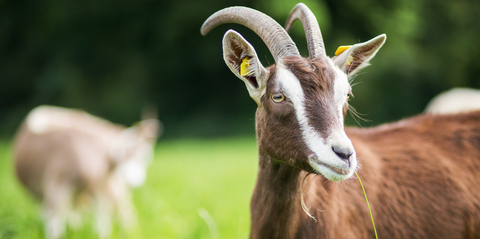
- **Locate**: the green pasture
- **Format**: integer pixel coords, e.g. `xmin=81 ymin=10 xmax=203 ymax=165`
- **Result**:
xmin=0 ymin=137 xmax=258 ymax=239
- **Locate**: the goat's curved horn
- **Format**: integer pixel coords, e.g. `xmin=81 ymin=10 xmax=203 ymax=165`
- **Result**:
xmin=201 ymin=6 xmax=300 ymax=61
xmin=285 ymin=3 xmax=326 ymax=58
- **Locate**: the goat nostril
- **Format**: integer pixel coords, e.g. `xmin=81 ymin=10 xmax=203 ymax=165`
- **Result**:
xmin=332 ymin=146 xmax=353 ymax=161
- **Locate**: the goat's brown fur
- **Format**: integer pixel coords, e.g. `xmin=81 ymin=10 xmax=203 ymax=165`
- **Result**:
xmin=252 ymin=110 xmax=480 ymax=239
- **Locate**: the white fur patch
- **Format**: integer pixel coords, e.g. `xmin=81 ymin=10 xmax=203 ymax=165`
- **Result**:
xmin=110 ymin=131 xmax=153 ymax=187
xmin=276 ymin=62 xmax=356 ymax=181
xmin=332 ymin=65 xmax=351 ymax=126
xmin=117 ymin=160 xmax=147 ymax=188
xmin=425 ymin=88 xmax=480 ymax=114
xmin=27 ymin=106 xmax=66 ymax=134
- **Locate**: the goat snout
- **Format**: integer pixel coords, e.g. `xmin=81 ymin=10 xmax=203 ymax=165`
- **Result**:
xmin=332 ymin=145 xmax=353 ymax=163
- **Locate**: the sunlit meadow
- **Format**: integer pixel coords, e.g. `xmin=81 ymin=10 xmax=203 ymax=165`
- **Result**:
xmin=0 ymin=137 xmax=258 ymax=239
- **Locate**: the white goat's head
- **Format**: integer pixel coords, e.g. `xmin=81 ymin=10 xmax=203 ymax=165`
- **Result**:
xmin=109 ymin=119 xmax=161 ymax=187
xmin=202 ymin=4 xmax=386 ymax=181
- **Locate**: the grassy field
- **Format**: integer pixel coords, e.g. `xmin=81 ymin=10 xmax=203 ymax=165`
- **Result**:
xmin=0 ymin=137 xmax=259 ymax=239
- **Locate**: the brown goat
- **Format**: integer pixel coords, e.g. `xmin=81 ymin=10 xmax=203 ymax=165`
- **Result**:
xmin=202 ymin=3 xmax=480 ymax=238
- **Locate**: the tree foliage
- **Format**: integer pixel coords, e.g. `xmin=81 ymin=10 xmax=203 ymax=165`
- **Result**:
xmin=1 ymin=0 xmax=479 ymax=138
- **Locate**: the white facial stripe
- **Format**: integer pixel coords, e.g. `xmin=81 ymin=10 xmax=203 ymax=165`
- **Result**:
xmin=276 ymin=63 xmax=356 ymax=181
xmin=332 ymin=62 xmax=351 ymax=127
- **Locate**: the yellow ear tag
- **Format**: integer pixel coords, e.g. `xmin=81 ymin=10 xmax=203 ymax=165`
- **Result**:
xmin=346 ymin=56 xmax=354 ymax=66
xmin=335 ymin=45 xmax=352 ymax=56
xmin=240 ymin=57 xmax=252 ymax=76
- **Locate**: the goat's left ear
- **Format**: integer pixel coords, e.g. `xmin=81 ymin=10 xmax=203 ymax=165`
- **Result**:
xmin=332 ymin=34 xmax=386 ymax=77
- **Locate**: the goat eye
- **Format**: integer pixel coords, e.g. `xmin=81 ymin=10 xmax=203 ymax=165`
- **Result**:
xmin=271 ymin=94 xmax=285 ymax=103
xmin=347 ymin=92 xmax=352 ymax=100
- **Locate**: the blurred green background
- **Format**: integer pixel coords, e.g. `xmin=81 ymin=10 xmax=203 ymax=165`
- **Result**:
xmin=2 ymin=0 xmax=480 ymax=138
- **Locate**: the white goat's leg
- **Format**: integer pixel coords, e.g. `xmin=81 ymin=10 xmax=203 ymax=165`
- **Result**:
xmin=94 ymin=190 xmax=113 ymax=239
xmin=108 ymin=176 xmax=137 ymax=229
xmin=42 ymin=180 xmax=72 ymax=239
xmin=117 ymin=195 xmax=137 ymax=230
xmin=43 ymin=209 xmax=64 ymax=239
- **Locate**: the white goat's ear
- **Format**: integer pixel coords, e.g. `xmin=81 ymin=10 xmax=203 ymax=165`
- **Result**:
xmin=136 ymin=119 xmax=162 ymax=143
xmin=332 ymin=34 xmax=386 ymax=77
xmin=223 ymin=30 xmax=268 ymax=104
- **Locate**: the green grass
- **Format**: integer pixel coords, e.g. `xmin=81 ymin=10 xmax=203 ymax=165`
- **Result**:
xmin=0 ymin=137 xmax=258 ymax=239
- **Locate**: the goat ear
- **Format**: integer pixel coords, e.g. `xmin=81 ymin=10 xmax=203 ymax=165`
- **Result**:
xmin=332 ymin=34 xmax=386 ymax=77
xmin=136 ymin=119 xmax=162 ymax=143
xmin=223 ymin=30 xmax=268 ymax=104
xmin=108 ymin=119 xmax=161 ymax=163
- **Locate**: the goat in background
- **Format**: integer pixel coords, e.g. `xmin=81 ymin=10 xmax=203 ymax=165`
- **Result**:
xmin=425 ymin=87 xmax=480 ymax=114
xmin=13 ymin=105 xmax=161 ymax=239
xmin=202 ymin=3 xmax=480 ymax=238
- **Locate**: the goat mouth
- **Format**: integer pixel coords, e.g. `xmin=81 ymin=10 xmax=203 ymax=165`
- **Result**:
xmin=318 ymin=162 xmax=348 ymax=175
xmin=308 ymin=156 xmax=351 ymax=176
xmin=308 ymin=155 xmax=356 ymax=181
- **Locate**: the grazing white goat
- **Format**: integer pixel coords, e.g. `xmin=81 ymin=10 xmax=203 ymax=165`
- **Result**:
xmin=202 ymin=3 xmax=480 ymax=238
xmin=425 ymin=87 xmax=480 ymax=114
xmin=13 ymin=105 xmax=161 ymax=239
